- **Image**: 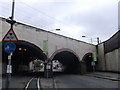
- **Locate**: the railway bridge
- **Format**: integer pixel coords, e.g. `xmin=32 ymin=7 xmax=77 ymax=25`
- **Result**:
xmin=0 ymin=17 xmax=97 ymax=74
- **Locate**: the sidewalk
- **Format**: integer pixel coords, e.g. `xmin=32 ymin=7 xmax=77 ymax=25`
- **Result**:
xmin=85 ymin=72 xmax=120 ymax=81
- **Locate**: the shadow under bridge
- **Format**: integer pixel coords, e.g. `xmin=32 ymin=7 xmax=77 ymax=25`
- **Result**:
xmin=2 ymin=40 xmax=46 ymax=75
xmin=51 ymin=49 xmax=80 ymax=74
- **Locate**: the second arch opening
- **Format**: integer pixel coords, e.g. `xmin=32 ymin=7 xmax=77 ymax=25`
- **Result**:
xmin=52 ymin=50 xmax=80 ymax=74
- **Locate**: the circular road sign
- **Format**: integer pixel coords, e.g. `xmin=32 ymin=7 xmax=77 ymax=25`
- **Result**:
xmin=91 ymin=61 xmax=95 ymax=66
xmin=4 ymin=42 xmax=16 ymax=53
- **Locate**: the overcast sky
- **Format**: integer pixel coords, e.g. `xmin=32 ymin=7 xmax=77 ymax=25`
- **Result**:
xmin=0 ymin=0 xmax=119 ymax=44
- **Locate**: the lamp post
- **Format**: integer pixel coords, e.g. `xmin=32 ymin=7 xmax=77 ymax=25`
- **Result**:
xmin=96 ymin=37 xmax=100 ymax=44
xmin=45 ymin=29 xmax=60 ymax=78
xmin=46 ymin=29 xmax=60 ymax=57
xmin=82 ymin=36 xmax=93 ymax=44
xmin=82 ymin=36 xmax=100 ymax=72
xmin=82 ymin=36 xmax=100 ymax=44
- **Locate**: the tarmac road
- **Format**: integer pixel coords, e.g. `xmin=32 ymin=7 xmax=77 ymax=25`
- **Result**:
xmin=2 ymin=74 xmax=32 ymax=89
xmin=1 ymin=73 xmax=119 ymax=89
xmin=54 ymin=74 xmax=119 ymax=88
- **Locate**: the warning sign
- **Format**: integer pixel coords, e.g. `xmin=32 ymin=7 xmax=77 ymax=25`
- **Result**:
xmin=2 ymin=28 xmax=18 ymax=42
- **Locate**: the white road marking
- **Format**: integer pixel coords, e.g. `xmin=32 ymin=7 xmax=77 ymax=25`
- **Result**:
xmin=37 ymin=77 xmax=40 ymax=90
xmin=25 ymin=77 xmax=34 ymax=90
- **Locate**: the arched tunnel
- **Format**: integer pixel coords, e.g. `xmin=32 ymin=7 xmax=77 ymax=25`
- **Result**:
xmin=52 ymin=50 xmax=80 ymax=74
xmin=2 ymin=40 xmax=46 ymax=75
xmin=2 ymin=41 xmax=81 ymax=75
xmin=82 ymin=53 xmax=93 ymax=72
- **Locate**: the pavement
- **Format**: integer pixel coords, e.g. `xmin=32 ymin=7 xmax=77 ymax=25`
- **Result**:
xmin=85 ymin=72 xmax=120 ymax=81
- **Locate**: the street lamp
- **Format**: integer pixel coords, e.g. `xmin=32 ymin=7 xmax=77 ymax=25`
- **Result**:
xmin=82 ymin=36 xmax=100 ymax=44
xmin=45 ymin=29 xmax=60 ymax=78
xmin=53 ymin=29 xmax=60 ymax=31
xmin=46 ymin=29 xmax=60 ymax=57
xmin=82 ymin=36 xmax=93 ymax=44
xmin=96 ymin=37 xmax=100 ymax=44
xmin=82 ymin=36 xmax=100 ymax=72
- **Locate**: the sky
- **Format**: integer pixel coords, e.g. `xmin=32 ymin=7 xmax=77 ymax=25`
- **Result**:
xmin=0 ymin=0 xmax=119 ymax=44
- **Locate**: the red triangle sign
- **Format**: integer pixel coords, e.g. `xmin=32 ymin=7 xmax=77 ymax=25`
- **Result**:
xmin=2 ymin=28 xmax=18 ymax=42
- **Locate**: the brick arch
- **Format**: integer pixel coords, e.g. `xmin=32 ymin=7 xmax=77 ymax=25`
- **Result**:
xmin=50 ymin=48 xmax=80 ymax=61
xmin=82 ymin=52 xmax=93 ymax=61
xmin=2 ymin=40 xmax=47 ymax=74
xmin=82 ymin=52 xmax=93 ymax=72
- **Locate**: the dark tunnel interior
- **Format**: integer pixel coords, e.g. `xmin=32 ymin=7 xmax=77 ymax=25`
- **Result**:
xmin=2 ymin=41 xmax=81 ymax=75
xmin=52 ymin=51 xmax=80 ymax=74
xmin=83 ymin=53 xmax=93 ymax=72
xmin=2 ymin=40 xmax=46 ymax=75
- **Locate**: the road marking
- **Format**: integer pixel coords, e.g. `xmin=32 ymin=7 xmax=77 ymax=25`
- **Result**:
xmin=25 ymin=77 xmax=41 ymax=90
xmin=37 ymin=77 xmax=40 ymax=90
xmin=25 ymin=77 xmax=34 ymax=90
xmin=53 ymin=76 xmax=57 ymax=90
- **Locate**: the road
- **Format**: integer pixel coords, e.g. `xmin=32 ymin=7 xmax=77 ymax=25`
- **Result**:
xmin=2 ymin=74 xmax=32 ymax=89
xmin=54 ymin=74 xmax=119 ymax=88
xmin=2 ymin=73 xmax=119 ymax=89
xmin=0 ymin=75 xmax=2 ymax=90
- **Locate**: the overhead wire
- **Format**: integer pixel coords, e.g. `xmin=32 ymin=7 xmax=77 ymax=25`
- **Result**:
xmin=0 ymin=1 xmax=83 ymax=40
xmin=0 ymin=2 xmax=37 ymax=25
xmin=0 ymin=3 xmax=28 ymax=20
xmin=0 ymin=1 xmax=79 ymax=32
xmin=19 ymin=1 xmax=81 ymax=32
xmin=14 ymin=2 xmax=57 ymax=30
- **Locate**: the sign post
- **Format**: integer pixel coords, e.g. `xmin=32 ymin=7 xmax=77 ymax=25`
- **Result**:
xmin=92 ymin=51 xmax=97 ymax=72
xmin=6 ymin=53 xmax=12 ymax=89
xmin=4 ymin=42 xmax=16 ymax=89
xmin=91 ymin=61 xmax=95 ymax=72
xmin=2 ymin=0 xmax=18 ymax=89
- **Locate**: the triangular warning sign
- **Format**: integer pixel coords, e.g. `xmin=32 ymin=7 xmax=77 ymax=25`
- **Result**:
xmin=2 ymin=28 xmax=18 ymax=42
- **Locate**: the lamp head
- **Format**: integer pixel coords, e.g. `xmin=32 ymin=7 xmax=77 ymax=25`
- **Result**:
xmin=56 ymin=29 xmax=60 ymax=31
xmin=82 ymin=36 xmax=86 ymax=37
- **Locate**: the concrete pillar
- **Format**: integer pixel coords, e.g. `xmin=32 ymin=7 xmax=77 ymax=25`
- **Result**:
xmin=97 ymin=43 xmax=106 ymax=71
xmin=80 ymin=61 xmax=87 ymax=75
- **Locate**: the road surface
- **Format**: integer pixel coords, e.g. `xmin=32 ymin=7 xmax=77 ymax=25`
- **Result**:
xmin=2 ymin=74 xmax=32 ymax=89
xmin=54 ymin=74 xmax=119 ymax=88
xmin=2 ymin=73 xmax=119 ymax=89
